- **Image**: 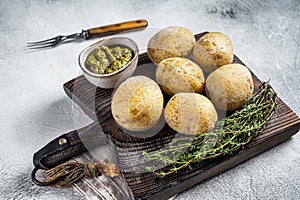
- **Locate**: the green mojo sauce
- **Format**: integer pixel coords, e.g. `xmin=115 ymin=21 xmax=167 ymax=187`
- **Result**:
xmin=85 ymin=45 xmax=134 ymax=74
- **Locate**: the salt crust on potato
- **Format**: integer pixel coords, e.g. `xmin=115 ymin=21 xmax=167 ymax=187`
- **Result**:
xmin=156 ymin=57 xmax=205 ymax=96
xmin=147 ymin=26 xmax=195 ymax=64
xmin=205 ymin=63 xmax=254 ymax=111
xmin=164 ymin=93 xmax=218 ymax=135
xmin=192 ymin=32 xmax=234 ymax=73
xmin=112 ymin=76 xmax=164 ymax=131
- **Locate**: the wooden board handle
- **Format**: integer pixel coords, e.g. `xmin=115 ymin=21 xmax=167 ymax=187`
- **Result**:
xmin=32 ymin=122 xmax=106 ymax=170
xmin=87 ymin=19 xmax=148 ymax=36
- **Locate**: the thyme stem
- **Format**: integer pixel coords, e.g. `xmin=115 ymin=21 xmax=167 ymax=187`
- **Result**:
xmin=143 ymin=82 xmax=277 ymax=176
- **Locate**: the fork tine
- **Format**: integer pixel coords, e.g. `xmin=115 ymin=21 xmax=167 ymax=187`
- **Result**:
xmin=27 ymin=37 xmax=57 ymax=45
xmin=26 ymin=35 xmax=61 ymax=49
xmin=27 ymin=40 xmax=56 ymax=48
xmin=27 ymin=44 xmax=55 ymax=49
xmin=27 ymin=43 xmax=57 ymax=49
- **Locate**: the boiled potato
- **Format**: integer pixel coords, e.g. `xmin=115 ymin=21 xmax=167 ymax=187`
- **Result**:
xmin=112 ymin=76 xmax=164 ymax=131
xmin=205 ymin=63 xmax=254 ymax=111
xmin=156 ymin=57 xmax=205 ymax=95
xmin=147 ymin=26 xmax=195 ymax=64
xmin=192 ymin=32 xmax=234 ymax=73
xmin=164 ymin=93 xmax=218 ymax=135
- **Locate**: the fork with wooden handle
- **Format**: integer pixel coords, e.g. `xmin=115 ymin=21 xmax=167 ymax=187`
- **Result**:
xmin=27 ymin=19 xmax=148 ymax=49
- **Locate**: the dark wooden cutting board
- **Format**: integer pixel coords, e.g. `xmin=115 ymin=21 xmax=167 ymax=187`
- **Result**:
xmin=63 ymin=33 xmax=300 ymax=200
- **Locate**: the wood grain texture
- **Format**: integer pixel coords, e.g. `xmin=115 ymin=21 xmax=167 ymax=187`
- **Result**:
xmin=63 ymin=33 xmax=300 ymax=200
xmin=87 ymin=19 xmax=148 ymax=36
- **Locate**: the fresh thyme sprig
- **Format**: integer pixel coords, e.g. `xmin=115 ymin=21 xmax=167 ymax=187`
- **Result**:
xmin=143 ymin=82 xmax=277 ymax=176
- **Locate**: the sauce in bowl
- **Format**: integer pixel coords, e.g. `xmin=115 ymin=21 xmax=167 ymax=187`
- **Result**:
xmin=85 ymin=45 xmax=134 ymax=74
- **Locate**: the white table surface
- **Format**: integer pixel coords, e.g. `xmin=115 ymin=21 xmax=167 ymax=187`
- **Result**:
xmin=1 ymin=0 xmax=299 ymax=199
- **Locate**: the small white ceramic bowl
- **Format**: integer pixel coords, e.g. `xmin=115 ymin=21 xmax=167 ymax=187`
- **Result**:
xmin=78 ymin=37 xmax=139 ymax=88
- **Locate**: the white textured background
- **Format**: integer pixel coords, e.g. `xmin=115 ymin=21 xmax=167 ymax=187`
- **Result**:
xmin=0 ymin=0 xmax=299 ymax=199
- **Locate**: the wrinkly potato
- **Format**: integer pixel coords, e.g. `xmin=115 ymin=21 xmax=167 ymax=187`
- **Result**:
xmin=192 ymin=32 xmax=234 ymax=73
xmin=156 ymin=57 xmax=205 ymax=96
xmin=112 ymin=76 xmax=164 ymax=131
xmin=147 ymin=26 xmax=195 ymax=64
xmin=205 ymin=63 xmax=254 ymax=111
xmin=164 ymin=93 xmax=218 ymax=135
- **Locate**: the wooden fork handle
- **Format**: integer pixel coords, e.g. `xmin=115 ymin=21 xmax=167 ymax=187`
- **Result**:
xmin=87 ymin=19 xmax=148 ymax=37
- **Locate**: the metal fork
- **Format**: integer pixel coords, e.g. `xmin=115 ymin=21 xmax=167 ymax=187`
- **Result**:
xmin=27 ymin=19 xmax=148 ymax=49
